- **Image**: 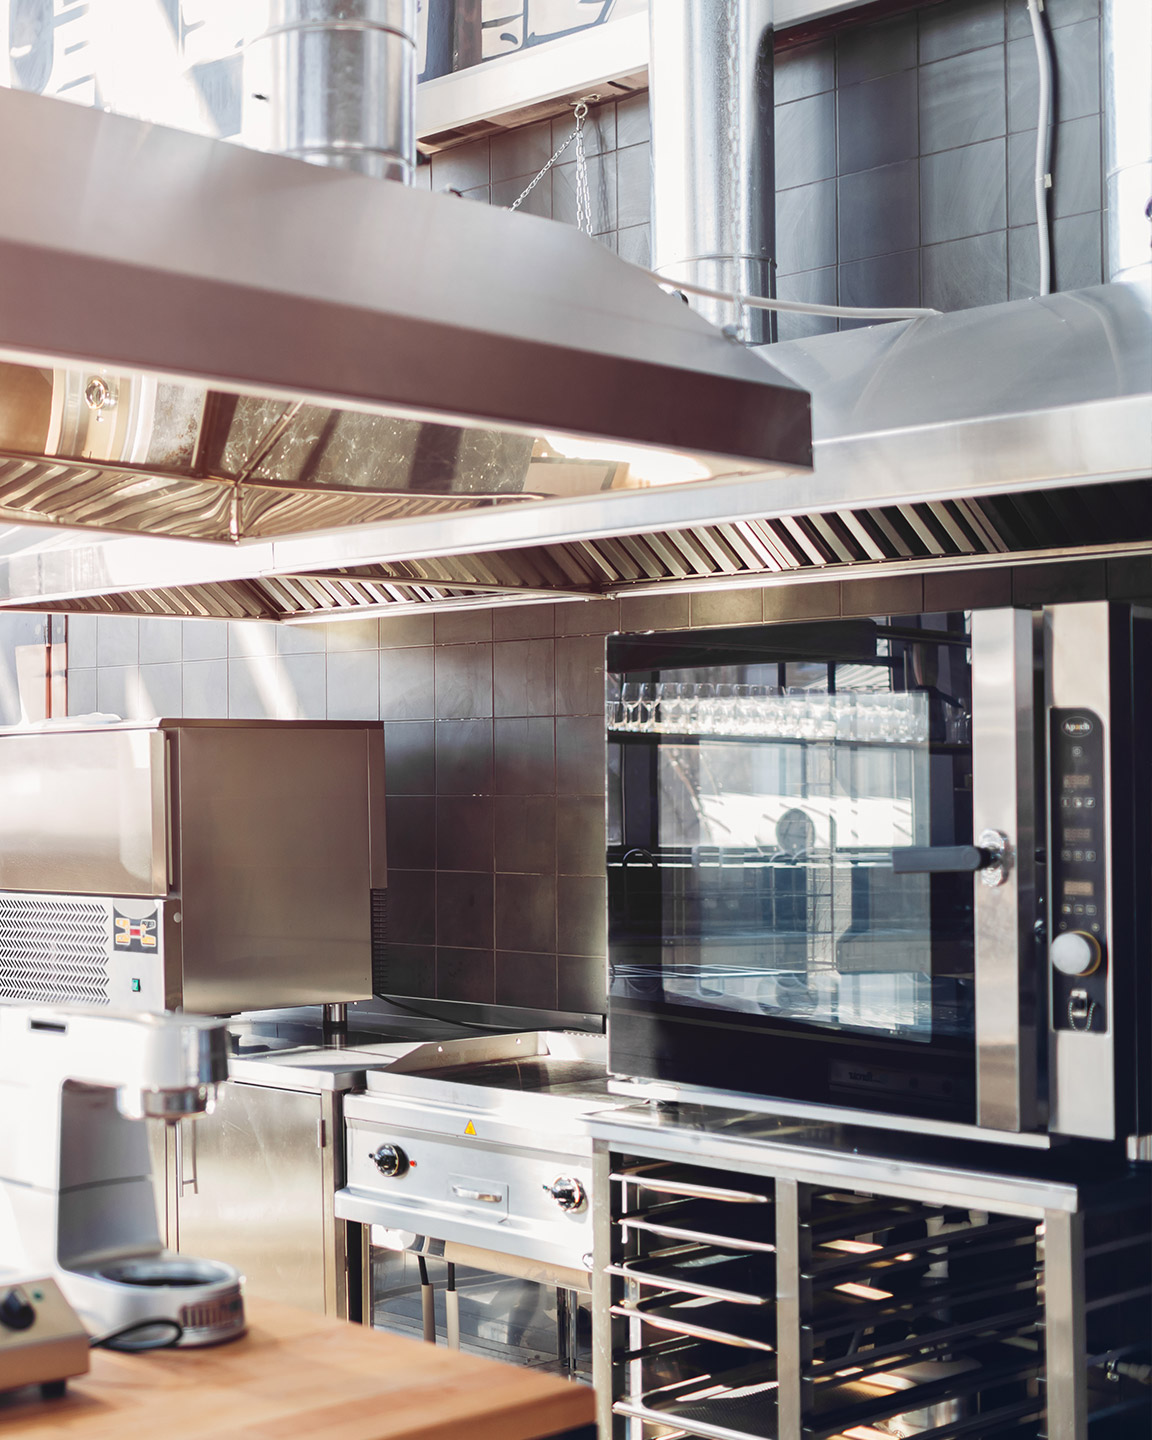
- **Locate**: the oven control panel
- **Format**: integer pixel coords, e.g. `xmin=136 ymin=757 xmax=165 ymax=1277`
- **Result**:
xmin=1050 ymin=708 xmax=1108 ymax=1033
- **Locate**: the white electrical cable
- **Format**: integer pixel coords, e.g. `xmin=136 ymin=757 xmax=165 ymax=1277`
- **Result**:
xmin=1027 ymin=0 xmax=1054 ymax=295
xmin=635 ymin=266 xmax=940 ymax=321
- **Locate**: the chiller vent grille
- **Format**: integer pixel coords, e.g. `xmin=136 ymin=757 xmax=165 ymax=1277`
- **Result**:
xmin=0 ymin=896 xmax=109 ymax=1005
xmin=370 ymin=888 xmax=389 ymax=996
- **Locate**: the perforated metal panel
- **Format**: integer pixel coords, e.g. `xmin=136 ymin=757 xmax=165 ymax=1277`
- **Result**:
xmin=0 ymin=895 xmax=109 ymax=1005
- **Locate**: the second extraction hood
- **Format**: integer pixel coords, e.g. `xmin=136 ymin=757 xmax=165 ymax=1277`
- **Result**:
xmin=0 ymin=86 xmax=810 ymax=547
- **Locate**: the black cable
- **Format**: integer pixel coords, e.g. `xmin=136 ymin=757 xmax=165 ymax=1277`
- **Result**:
xmin=373 ymin=994 xmax=517 ymax=1032
xmin=90 ymin=1317 xmax=184 ymax=1352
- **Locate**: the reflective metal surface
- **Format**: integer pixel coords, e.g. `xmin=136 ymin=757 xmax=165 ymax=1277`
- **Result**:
xmin=650 ymin=1 xmax=775 ymax=342
xmin=254 ymin=0 xmax=416 ymax=184
xmin=1103 ymin=0 xmax=1152 ymax=288
xmin=971 ymin=608 xmax=1039 ymax=1133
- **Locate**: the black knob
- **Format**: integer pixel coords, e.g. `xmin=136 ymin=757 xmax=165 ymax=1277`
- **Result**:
xmin=0 ymin=1288 xmax=35 ymax=1331
xmin=370 ymin=1143 xmax=408 ymax=1178
xmin=542 ymin=1177 xmax=586 ymax=1213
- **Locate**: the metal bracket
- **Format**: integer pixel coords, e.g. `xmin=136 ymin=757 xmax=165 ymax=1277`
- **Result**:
xmin=977 ymin=828 xmax=1012 ymax=887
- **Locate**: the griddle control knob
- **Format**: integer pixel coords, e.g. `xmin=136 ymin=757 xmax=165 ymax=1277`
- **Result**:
xmin=543 ymin=1177 xmax=586 ymax=1213
xmin=370 ymin=1143 xmax=409 ymax=1178
xmin=0 ymin=1288 xmax=35 ymax=1331
xmin=1052 ymin=931 xmax=1103 ymax=978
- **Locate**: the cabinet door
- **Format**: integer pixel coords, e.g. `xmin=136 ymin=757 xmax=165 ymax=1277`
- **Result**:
xmin=175 ymin=1083 xmax=327 ymax=1312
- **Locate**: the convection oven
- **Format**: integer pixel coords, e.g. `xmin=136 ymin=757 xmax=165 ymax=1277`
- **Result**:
xmin=606 ymin=603 xmax=1150 ymax=1148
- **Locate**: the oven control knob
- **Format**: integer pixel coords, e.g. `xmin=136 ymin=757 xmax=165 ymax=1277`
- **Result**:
xmin=370 ymin=1143 xmax=409 ymax=1178
xmin=543 ymin=1177 xmax=586 ymax=1213
xmin=1051 ymin=930 xmax=1102 ymax=977
xmin=0 ymin=1288 xmax=35 ymax=1331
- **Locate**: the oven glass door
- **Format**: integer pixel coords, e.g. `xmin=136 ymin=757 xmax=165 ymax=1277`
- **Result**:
xmin=607 ymin=614 xmax=979 ymax=1124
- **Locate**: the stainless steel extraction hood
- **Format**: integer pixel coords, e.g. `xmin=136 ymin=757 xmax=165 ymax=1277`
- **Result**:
xmin=0 ymin=85 xmax=810 ymax=550
xmin=0 ymin=277 xmax=1149 ymax=621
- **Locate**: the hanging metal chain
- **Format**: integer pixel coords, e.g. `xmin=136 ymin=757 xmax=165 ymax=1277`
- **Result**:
xmin=723 ymin=0 xmax=746 ymax=340
xmin=508 ymin=95 xmax=598 ymax=235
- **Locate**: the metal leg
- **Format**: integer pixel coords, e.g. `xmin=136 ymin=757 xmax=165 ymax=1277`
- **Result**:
xmin=418 ymin=1255 xmax=436 ymax=1345
xmin=445 ymin=1263 xmax=460 ymax=1350
xmin=1044 ymin=1207 xmax=1087 ymax=1440
xmin=776 ymin=1177 xmax=812 ymax=1440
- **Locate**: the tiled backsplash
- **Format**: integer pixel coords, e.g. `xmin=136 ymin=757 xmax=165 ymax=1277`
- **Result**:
xmin=62 ymin=556 xmax=1149 ymax=1015
xmin=418 ymin=0 xmax=1105 ymax=339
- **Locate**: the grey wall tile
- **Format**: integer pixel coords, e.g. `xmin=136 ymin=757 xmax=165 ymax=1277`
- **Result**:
xmin=382 ymin=943 xmax=435 ymax=996
xmin=413 ymin=159 xmax=431 ymax=190
xmin=494 ymin=716 xmax=554 ymax=795
xmin=842 ymin=574 xmax=924 ymax=617
xmin=493 ymin=604 xmax=554 ymax=640
xmin=922 ymin=230 xmax=1009 ymax=310
xmin=67 ymin=668 xmax=97 ymax=716
xmin=280 ymin=652 xmax=327 ymax=719
xmin=763 ymin=581 xmax=842 ymax=621
xmin=618 ymin=592 xmax=691 ymax=631
xmin=97 ymin=616 xmax=138 ymax=668
xmin=137 ymin=662 xmax=182 ymax=717
xmin=1008 ymin=211 xmax=1103 ymax=296
xmin=438 ymin=872 xmax=494 ymax=949
xmin=183 ymin=658 xmax=228 ymax=718
xmin=1008 ymin=21 xmax=1100 ymax=133
xmin=775 ymin=91 xmax=837 ymax=191
xmin=556 ymin=797 xmax=606 ymax=877
xmin=461 ymin=184 xmax=490 ymax=204
xmin=435 ymin=610 xmax=492 ymax=644
xmin=496 ymin=873 xmax=555 ymax=953
xmin=388 ymin=796 xmax=436 ymax=871
xmin=1008 ymin=115 xmax=1101 ymax=226
xmin=490 ymin=120 xmax=553 ymax=182
xmin=276 ymin=622 xmax=326 ymax=654
xmin=379 ymin=612 xmax=435 ymax=647
xmin=325 ymin=617 xmax=381 ymax=652
xmin=776 ymin=178 xmax=837 ymax=276
xmin=556 ymin=715 xmax=605 ymax=795
xmin=838 ymin=69 xmax=919 ymax=175
xmin=557 ymin=955 xmax=606 ymax=1014
xmin=839 ymin=158 xmax=920 ymax=262
xmin=429 ymin=137 xmax=489 ymax=191
xmin=139 ymin=617 xmax=182 ymax=664
xmin=551 ymin=99 xmax=615 ymax=156
xmin=327 ymin=649 xmax=379 ymax=720
xmin=434 ymin=643 xmax=493 ymax=720
xmin=437 ymin=796 xmax=493 ymax=872
xmin=96 ymin=665 xmax=132 ymax=719
xmin=616 ymin=141 xmax=651 ymax=230
xmin=553 ymin=152 xmax=617 ymax=232
xmin=839 ymin=249 xmax=921 ymax=317
xmin=924 ymin=566 xmax=1013 ymax=612
xmin=558 ymin=876 xmax=606 ymax=958
xmin=1008 ymin=0 xmax=1097 ymax=37
xmin=775 ymin=39 xmax=835 ymax=104
xmin=227 ymin=654 xmax=281 ymax=719
xmin=556 ymin=598 xmax=620 ymax=636
xmin=494 ymin=796 xmax=556 ymax=874
xmin=775 ymin=267 xmax=839 ymax=341
xmin=496 ymin=950 xmax=556 ymax=1009
xmin=230 ymin=621 xmax=276 ymax=658
xmin=920 ymin=0 xmax=1005 ymax=62
xmin=690 ymin=589 xmax=762 ymax=628
xmin=837 ymin=14 xmax=918 ymax=85
xmin=556 ymin=634 xmax=605 ymax=716
xmin=384 ymin=721 xmax=435 ymax=794
xmin=492 ymin=173 xmax=549 ymax=217
xmin=615 ymin=92 xmax=650 ymax=148
xmin=436 ymin=719 xmax=493 ymax=795
xmin=379 ymin=646 xmax=435 ymax=721
xmin=389 ymin=870 xmax=436 ymax=945
xmin=921 ymin=138 xmax=1006 ymax=244
xmin=494 ymin=639 xmax=555 ymax=717
xmin=182 ymin=618 xmax=228 ymax=660
xmin=919 ymin=45 xmax=1006 ymax=154
xmin=617 ymin=222 xmax=652 ymax=267
xmin=67 ymin=615 xmax=98 ymax=668
xmin=437 ymin=947 xmax=494 ymax=1004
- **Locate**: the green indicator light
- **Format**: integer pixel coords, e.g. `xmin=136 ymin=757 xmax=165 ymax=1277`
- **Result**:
xmin=131 ymin=978 xmax=141 ymax=993
xmin=32 ymin=1290 xmax=43 ymax=1301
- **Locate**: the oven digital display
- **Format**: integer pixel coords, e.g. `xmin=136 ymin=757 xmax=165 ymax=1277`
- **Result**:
xmin=1063 ymin=827 xmax=1092 ymax=843
xmin=1064 ymin=880 xmax=1094 ymax=898
xmin=1063 ymin=773 xmax=1092 ymax=790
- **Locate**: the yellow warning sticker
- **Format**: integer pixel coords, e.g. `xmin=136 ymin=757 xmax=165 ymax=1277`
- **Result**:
xmin=464 ymin=1120 xmax=476 ymax=1136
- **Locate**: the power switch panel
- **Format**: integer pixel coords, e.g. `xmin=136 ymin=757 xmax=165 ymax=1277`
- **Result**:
xmin=0 ymin=1276 xmax=89 ymax=1397
xmin=1050 ymin=709 xmax=1108 ymax=1033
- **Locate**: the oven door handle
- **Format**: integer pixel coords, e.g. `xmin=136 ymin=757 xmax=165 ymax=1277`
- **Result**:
xmin=892 ymin=834 xmax=1008 ymax=884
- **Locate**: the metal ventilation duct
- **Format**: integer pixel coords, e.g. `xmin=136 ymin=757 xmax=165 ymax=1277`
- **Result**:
xmin=0 ymin=86 xmax=810 ymax=547
xmin=649 ymin=0 xmax=776 ymax=343
xmin=1103 ymin=0 xmax=1152 ymax=289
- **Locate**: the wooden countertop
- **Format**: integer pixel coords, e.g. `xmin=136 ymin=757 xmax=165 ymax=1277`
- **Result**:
xmin=0 ymin=1298 xmax=594 ymax=1440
